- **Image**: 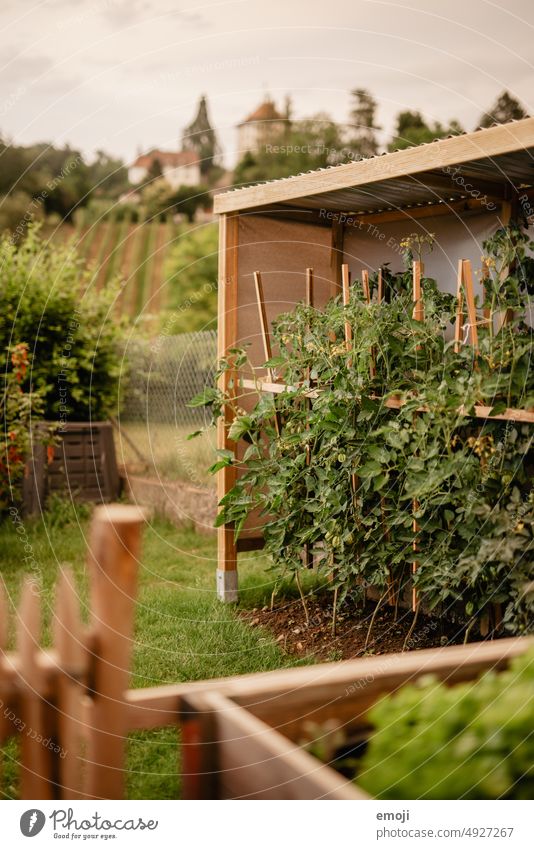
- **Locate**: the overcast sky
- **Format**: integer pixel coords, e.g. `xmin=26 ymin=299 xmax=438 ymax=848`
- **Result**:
xmin=0 ymin=0 xmax=532 ymax=167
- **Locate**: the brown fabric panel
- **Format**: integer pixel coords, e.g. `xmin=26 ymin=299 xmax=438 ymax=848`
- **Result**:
xmin=236 ymin=214 xmax=333 ymax=368
xmin=343 ymin=210 xmax=500 ymax=295
xmin=234 ymin=214 xmax=333 ymax=538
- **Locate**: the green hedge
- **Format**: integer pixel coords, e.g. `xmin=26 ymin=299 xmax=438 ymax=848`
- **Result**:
xmin=0 ymin=226 xmax=126 ymax=421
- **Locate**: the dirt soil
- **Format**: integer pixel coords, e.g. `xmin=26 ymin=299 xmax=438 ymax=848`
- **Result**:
xmin=240 ymin=593 xmax=484 ymax=662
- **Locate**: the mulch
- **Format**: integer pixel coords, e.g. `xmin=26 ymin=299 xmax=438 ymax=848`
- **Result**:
xmin=239 ymin=592 xmax=486 ymax=662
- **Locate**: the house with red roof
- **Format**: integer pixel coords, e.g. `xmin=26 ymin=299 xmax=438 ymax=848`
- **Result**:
xmin=237 ymin=98 xmax=290 ymax=156
xmin=128 ymin=148 xmax=201 ymax=189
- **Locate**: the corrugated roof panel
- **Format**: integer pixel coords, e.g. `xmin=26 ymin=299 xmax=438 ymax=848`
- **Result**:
xmin=215 ymin=118 xmax=534 ymax=215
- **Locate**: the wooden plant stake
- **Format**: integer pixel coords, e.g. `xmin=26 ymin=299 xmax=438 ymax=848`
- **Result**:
xmin=411 ymin=261 xmax=424 ymax=613
xmin=361 ymin=269 xmax=371 ymax=305
xmin=454 ymin=259 xmax=464 ymax=354
xmin=462 ymin=260 xmax=479 ymax=354
xmin=455 ymin=260 xmax=480 ymax=361
xmin=374 ymin=269 xmax=394 ymax=601
xmin=341 ymin=263 xmax=353 ymax=350
xmin=304 ymin=267 xmax=314 ymax=569
xmin=412 ymin=260 xmax=424 ymax=323
xmin=481 ymin=258 xmax=492 ymax=328
xmin=377 ymin=267 xmax=384 ymax=304
xmin=362 ymin=268 xmax=376 ymax=378
xmin=341 ymin=264 xmax=358 ymax=502
xmin=253 ymin=271 xmax=281 ymax=436
xmin=254 ymin=270 xmax=275 ymax=382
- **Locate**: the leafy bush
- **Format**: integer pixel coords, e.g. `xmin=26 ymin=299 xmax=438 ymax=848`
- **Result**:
xmin=358 ymin=646 xmax=534 ymax=799
xmin=194 ymin=222 xmax=534 ymax=634
xmin=0 ymin=226 xmax=126 ymax=420
xmin=0 ymin=343 xmax=54 ymax=512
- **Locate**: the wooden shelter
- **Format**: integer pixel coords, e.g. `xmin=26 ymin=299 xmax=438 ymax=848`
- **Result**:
xmin=213 ymin=117 xmax=534 ymax=601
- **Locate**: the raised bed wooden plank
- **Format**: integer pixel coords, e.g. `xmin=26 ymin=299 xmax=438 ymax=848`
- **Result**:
xmin=124 ymin=638 xmax=527 ymax=731
xmin=177 ymin=637 xmax=531 ymax=799
xmin=180 ymin=691 xmax=365 ymax=800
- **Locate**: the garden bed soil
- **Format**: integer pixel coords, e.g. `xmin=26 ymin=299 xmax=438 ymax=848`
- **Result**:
xmin=240 ymin=594 xmax=492 ymax=661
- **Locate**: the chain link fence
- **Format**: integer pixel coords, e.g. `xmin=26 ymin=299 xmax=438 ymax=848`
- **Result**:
xmin=116 ymin=331 xmax=217 ymax=487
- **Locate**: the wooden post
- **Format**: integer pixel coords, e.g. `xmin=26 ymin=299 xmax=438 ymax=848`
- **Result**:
xmin=17 ymin=579 xmax=55 ymax=799
xmin=179 ymin=694 xmax=218 ymax=800
xmin=86 ymin=504 xmax=145 ymax=799
xmin=217 ymin=213 xmax=239 ymax=602
xmin=0 ymin=582 xmax=9 ymax=789
xmin=53 ymin=567 xmax=86 ymax=799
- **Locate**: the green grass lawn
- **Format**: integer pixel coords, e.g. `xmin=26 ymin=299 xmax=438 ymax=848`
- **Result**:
xmin=115 ymin=422 xmax=214 ymax=486
xmin=0 ymin=500 xmax=313 ymax=799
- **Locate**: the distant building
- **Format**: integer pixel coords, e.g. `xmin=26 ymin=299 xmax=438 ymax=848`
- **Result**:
xmin=237 ymin=98 xmax=290 ymax=155
xmin=128 ymin=149 xmax=201 ymax=189
xmin=182 ymin=94 xmax=222 ymax=177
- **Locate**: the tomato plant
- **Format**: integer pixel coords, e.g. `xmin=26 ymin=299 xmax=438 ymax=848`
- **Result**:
xmin=193 ymin=222 xmax=534 ymax=635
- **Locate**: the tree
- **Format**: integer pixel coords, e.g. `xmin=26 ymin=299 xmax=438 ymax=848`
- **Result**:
xmin=88 ymin=150 xmax=129 ymax=198
xmin=233 ymin=112 xmax=344 ymax=186
xmin=146 ymin=157 xmax=163 ymax=182
xmin=168 ymin=185 xmax=211 ymax=223
xmin=141 ymin=178 xmax=211 ymax=223
xmin=388 ymin=111 xmax=464 ymax=151
xmin=182 ymin=94 xmax=222 ymax=179
xmin=479 ymin=91 xmax=527 ymax=128
xmin=346 ymin=89 xmax=380 ymax=158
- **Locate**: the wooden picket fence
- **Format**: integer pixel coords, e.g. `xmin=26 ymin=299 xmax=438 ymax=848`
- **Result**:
xmin=0 ymin=503 xmax=530 ymax=800
xmin=0 ymin=505 xmax=145 ymax=799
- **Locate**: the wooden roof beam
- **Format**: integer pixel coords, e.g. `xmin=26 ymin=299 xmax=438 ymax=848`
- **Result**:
xmin=214 ymin=118 xmax=534 ymax=214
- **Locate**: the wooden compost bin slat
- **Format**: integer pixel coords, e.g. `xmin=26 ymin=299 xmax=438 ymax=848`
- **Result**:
xmin=24 ymin=421 xmax=120 ymax=514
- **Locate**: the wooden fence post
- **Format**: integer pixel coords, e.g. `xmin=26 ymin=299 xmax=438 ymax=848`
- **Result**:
xmin=85 ymin=504 xmax=145 ymax=799
xmin=53 ymin=567 xmax=86 ymax=799
xmin=0 ymin=582 xmax=10 ymax=790
xmin=17 ymin=578 xmax=55 ymax=799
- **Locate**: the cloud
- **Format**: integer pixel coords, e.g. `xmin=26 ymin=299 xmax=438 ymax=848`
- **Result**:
xmin=100 ymin=0 xmax=210 ymax=30
xmin=0 ymin=51 xmax=55 ymax=88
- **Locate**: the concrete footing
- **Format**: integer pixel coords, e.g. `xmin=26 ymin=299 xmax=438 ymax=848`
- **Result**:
xmin=217 ymin=569 xmax=238 ymax=603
